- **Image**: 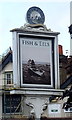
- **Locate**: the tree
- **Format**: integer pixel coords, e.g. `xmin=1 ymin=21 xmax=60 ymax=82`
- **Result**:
xmin=61 ymin=86 xmax=72 ymax=110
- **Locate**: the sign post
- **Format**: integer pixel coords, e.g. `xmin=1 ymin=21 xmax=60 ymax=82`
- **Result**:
xmin=10 ymin=6 xmax=63 ymax=119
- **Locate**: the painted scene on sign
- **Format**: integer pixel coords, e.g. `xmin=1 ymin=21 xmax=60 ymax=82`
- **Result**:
xmin=22 ymin=59 xmax=51 ymax=85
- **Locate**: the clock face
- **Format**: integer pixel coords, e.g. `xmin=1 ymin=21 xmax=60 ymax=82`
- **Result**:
xmin=26 ymin=6 xmax=45 ymax=24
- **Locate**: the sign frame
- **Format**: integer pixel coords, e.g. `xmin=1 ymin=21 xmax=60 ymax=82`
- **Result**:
xmin=12 ymin=30 xmax=59 ymax=89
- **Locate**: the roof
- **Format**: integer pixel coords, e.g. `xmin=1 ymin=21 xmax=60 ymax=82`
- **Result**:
xmin=69 ymin=24 xmax=72 ymax=34
xmin=60 ymin=75 xmax=72 ymax=89
xmin=0 ymin=50 xmax=12 ymax=71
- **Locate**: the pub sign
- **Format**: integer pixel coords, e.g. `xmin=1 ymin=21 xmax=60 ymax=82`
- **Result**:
xmin=11 ymin=29 xmax=60 ymax=89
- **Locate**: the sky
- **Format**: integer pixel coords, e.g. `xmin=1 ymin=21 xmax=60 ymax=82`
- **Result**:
xmin=0 ymin=0 xmax=71 ymax=55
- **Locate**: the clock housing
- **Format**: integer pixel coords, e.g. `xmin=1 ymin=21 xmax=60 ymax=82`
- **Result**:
xmin=26 ymin=6 xmax=45 ymax=24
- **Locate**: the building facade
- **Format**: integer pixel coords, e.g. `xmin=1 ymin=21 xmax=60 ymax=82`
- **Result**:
xmin=0 ymin=43 xmax=72 ymax=119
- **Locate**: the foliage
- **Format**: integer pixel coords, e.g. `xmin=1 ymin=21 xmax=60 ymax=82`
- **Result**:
xmin=61 ymin=86 xmax=72 ymax=110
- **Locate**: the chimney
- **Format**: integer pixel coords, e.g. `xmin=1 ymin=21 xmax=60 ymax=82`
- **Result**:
xmin=58 ymin=45 xmax=63 ymax=55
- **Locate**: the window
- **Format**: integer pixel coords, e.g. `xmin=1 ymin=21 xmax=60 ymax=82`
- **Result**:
xmin=2 ymin=94 xmax=21 ymax=113
xmin=4 ymin=72 xmax=13 ymax=85
xmin=6 ymin=73 xmax=12 ymax=84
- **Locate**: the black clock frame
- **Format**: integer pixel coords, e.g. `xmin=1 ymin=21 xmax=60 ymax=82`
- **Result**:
xmin=26 ymin=6 xmax=45 ymax=24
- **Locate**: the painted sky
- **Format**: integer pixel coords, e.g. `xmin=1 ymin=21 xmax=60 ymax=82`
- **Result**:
xmin=0 ymin=0 xmax=71 ymax=55
xmin=21 ymin=38 xmax=52 ymax=63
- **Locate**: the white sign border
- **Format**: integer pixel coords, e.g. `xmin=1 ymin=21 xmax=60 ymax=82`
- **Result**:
xmin=19 ymin=35 xmax=55 ymax=88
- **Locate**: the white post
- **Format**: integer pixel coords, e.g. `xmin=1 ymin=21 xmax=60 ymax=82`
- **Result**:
xmin=25 ymin=96 xmax=49 ymax=119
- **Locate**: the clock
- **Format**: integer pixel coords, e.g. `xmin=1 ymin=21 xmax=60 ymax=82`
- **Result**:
xmin=26 ymin=6 xmax=45 ymax=24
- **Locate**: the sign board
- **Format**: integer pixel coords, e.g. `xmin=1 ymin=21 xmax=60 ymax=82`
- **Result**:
xmin=64 ymin=107 xmax=72 ymax=113
xmin=48 ymin=104 xmax=61 ymax=114
xmin=20 ymin=36 xmax=53 ymax=87
xmin=11 ymin=29 xmax=60 ymax=89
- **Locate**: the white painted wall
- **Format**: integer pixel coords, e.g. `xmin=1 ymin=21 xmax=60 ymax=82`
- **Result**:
xmin=0 ymin=96 xmax=2 ymax=119
xmin=1 ymin=62 xmax=13 ymax=86
xmin=48 ymin=103 xmax=61 ymax=117
xmin=0 ymin=71 xmax=2 ymax=89
xmin=2 ymin=62 xmax=13 ymax=72
xmin=0 ymin=62 xmax=13 ymax=119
